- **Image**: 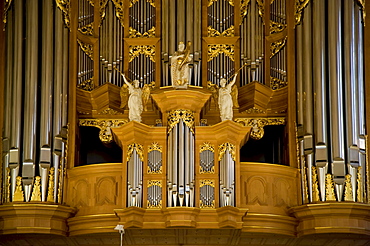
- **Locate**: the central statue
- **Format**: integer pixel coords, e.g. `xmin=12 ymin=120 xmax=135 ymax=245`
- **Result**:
xmin=171 ymin=41 xmax=192 ymax=89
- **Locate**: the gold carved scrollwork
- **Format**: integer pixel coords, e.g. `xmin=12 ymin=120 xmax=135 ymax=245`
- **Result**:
xmin=257 ymin=0 xmax=264 ymax=19
xmin=200 ymin=142 xmax=215 ymax=153
xmin=78 ymin=23 xmax=94 ymax=36
xmin=112 ymin=0 xmax=125 ymax=27
xmin=79 ymin=119 xmax=128 ymax=143
xmin=295 ymin=0 xmax=310 ymax=25
xmin=129 ymin=45 xmax=156 ymax=63
xmin=199 ymin=180 xmax=215 ymax=208
xmin=325 ymin=173 xmax=336 ymax=201
xmin=270 ymin=37 xmax=286 ymax=58
xmin=148 ymin=142 xmax=162 ymax=153
xmin=270 ymin=76 xmax=287 ymax=90
xmin=98 ymin=0 xmax=109 ymax=26
xmin=56 ymin=0 xmax=71 ymax=29
xmin=311 ymin=166 xmax=320 ymax=202
xmin=244 ymin=107 xmax=266 ymax=114
xmin=270 ymin=21 xmax=286 ymax=34
xmin=31 ymin=176 xmax=42 ymax=202
xmin=129 ymin=26 xmax=156 ymax=38
xmin=3 ymin=0 xmax=13 ymax=28
xmin=47 ymin=168 xmax=55 ymax=202
xmin=218 ymin=142 xmax=236 ymax=161
xmin=13 ymin=176 xmax=24 ymax=202
xmin=77 ymin=77 xmax=94 ymax=91
xmin=130 ymin=0 xmax=155 ymax=7
xmin=148 ymin=180 xmax=162 ymax=188
xmin=344 ymin=174 xmax=354 ymax=202
xmin=147 ymin=180 xmax=162 ymax=208
xmin=240 ymin=0 xmax=251 ymax=21
xmin=357 ymin=166 xmax=364 ymax=202
xmin=208 ymin=0 xmax=234 ymax=7
xmin=208 ymin=44 xmax=235 ymax=62
xmin=167 ymin=109 xmax=195 ymax=134
xmin=356 ymin=0 xmax=366 ymax=25
xmin=127 ymin=143 xmax=144 ymax=162
xmin=98 ymin=108 xmax=123 ymax=115
xmin=207 ymin=25 xmax=235 ymax=37
xmin=234 ymin=118 xmax=286 ymax=140
xmin=77 ymin=39 xmax=94 ymax=60
xmin=5 ymin=168 xmax=11 ymax=203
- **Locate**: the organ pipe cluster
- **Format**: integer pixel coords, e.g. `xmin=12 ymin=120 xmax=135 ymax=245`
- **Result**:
xmin=296 ymin=0 xmax=366 ymax=203
xmin=127 ymin=145 xmax=144 ymax=207
xmin=219 ymin=143 xmax=235 ymax=207
xmin=2 ymin=0 xmax=69 ymax=203
xmin=161 ymin=0 xmax=202 ymax=86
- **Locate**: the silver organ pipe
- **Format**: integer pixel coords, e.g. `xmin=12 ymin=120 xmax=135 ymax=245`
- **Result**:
xmin=219 ymin=146 xmax=235 ymax=207
xmin=1 ymin=0 xmax=69 ymax=204
xmin=162 ymin=0 xmax=201 ymax=86
xmin=148 ymin=150 xmax=162 ymax=174
xmin=148 ymin=181 xmax=162 ymax=208
xmin=127 ymin=148 xmax=143 ymax=207
xmin=200 ymin=181 xmax=215 ymax=208
xmin=167 ymin=116 xmax=195 ymax=207
xmin=297 ymin=0 xmax=366 ymax=203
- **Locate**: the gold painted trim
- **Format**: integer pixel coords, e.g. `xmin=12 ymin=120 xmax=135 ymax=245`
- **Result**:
xmin=270 ymin=21 xmax=286 ymax=34
xmin=357 ymin=166 xmax=364 ymax=202
xmin=5 ymin=167 xmax=10 ymax=203
xmin=112 ymin=0 xmax=125 ymax=27
xmin=78 ymin=23 xmax=93 ymax=36
xmin=98 ymin=0 xmax=109 ymax=27
xmin=218 ymin=142 xmax=236 ymax=161
xmin=77 ymin=39 xmax=93 ymax=60
xmin=344 ymin=174 xmax=354 ymax=202
xmin=79 ymin=119 xmax=128 ymax=143
xmin=130 ymin=0 xmax=155 ymax=8
xmin=13 ymin=176 xmax=24 ymax=202
xmin=127 ymin=143 xmax=144 ymax=162
xmin=311 ymin=166 xmax=320 ymax=202
xmin=270 ymin=37 xmax=286 ymax=58
xmin=47 ymin=168 xmax=55 ymax=202
xmin=148 ymin=142 xmax=162 ymax=153
xmin=167 ymin=109 xmax=195 ymax=134
xmin=200 ymin=142 xmax=215 ymax=153
xmin=234 ymin=118 xmax=285 ymax=140
xmin=30 ymin=176 xmax=41 ymax=202
xmin=207 ymin=25 xmax=235 ymax=37
xmin=356 ymin=0 xmax=366 ymax=25
xmin=240 ymin=0 xmax=251 ymax=22
xmin=129 ymin=26 xmax=155 ymax=38
xmin=208 ymin=44 xmax=235 ymax=62
xmin=325 ymin=173 xmax=336 ymax=201
xmin=208 ymin=0 xmax=234 ymax=7
xmin=129 ymin=45 xmax=156 ymax=63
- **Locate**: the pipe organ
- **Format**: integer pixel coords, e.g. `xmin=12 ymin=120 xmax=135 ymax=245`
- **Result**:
xmin=296 ymin=0 xmax=367 ymax=203
xmin=126 ymin=144 xmax=144 ymax=207
xmin=2 ymin=0 xmax=69 ymax=203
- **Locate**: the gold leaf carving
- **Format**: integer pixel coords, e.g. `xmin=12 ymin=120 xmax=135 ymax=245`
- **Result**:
xmin=77 ymin=77 xmax=94 ymax=91
xmin=357 ymin=166 xmax=364 ymax=202
xmin=78 ymin=23 xmax=93 ymax=35
xmin=167 ymin=109 xmax=195 ymax=134
xmin=56 ymin=0 xmax=71 ymax=29
xmin=244 ymin=107 xmax=266 ymax=114
xmin=270 ymin=37 xmax=286 ymax=58
xmin=218 ymin=142 xmax=236 ymax=161
xmin=356 ymin=0 xmax=366 ymax=25
xmin=129 ymin=26 xmax=156 ymax=38
xmin=295 ymin=0 xmax=309 ymax=25
xmin=129 ymin=45 xmax=156 ymax=63
xmin=208 ymin=0 xmax=234 ymax=7
xmin=99 ymin=0 xmax=109 ymax=26
xmin=344 ymin=174 xmax=354 ymax=202
xmin=270 ymin=76 xmax=287 ymax=90
xmin=79 ymin=119 xmax=128 ymax=143
xmin=77 ymin=39 xmax=94 ymax=60
xmin=270 ymin=21 xmax=286 ymax=34
xmin=3 ymin=0 xmax=13 ymax=28
xmin=208 ymin=44 xmax=235 ymax=62
xmin=147 ymin=180 xmax=162 ymax=208
xmin=311 ymin=166 xmax=320 ymax=202
xmin=13 ymin=176 xmax=24 ymax=202
xmin=5 ymin=168 xmax=10 ymax=203
xmin=207 ymin=25 xmax=235 ymax=37
xmin=127 ymin=143 xmax=144 ymax=162
xmin=112 ymin=0 xmax=125 ymax=27
xmin=200 ymin=142 xmax=215 ymax=153
xmin=130 ymin=0 xmax=155 ymax=7
xmin=98 ymin=108 xmax=123 ymax=115
xmin=199 ymin=180 xmax=215 ymax=208
xmin=257 ymin=0 xmax=264 ymax=19
xmin=240 ymin=0 xmax=251 ymax=21
xmin=31 ymin=176 xmax=41 ymax=202
xmin=47 ymin=167 xmax=55 ymax=202
xmin=325 ymin=173 xmax=336 ymax=201
xmin=234 ymin=118 xmax=286 ymax=140
xmin=148 ymin=142 xmax=162 ymax=153
xmin=148 ymin=180 xmax=162 ymax=188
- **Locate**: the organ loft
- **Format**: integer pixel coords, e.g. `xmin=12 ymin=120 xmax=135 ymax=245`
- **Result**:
xmin=0 ymin=0 xmax=370 ymax=245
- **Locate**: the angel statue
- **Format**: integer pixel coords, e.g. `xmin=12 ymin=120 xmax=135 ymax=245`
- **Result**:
xmin=120 ymin=74 xmax=155 ymax=123
xmin=171 ymin=41 xmax=192 ymax=89
xmin=208 ymin=73 xmax=239 ymax=121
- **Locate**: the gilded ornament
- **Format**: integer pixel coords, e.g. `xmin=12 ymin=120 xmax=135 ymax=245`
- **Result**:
xmin=366 ymin=135 xmax=369 ymax=203
xmin=148 ymin=180 xmax=162 ymax=188
xmin=47 ymin=167 xmax=55 ymax=202
xmin=311 ymin=166 xmax=320 ymax=202
xmin=79 ymin=119 xmax=128 ymax=143
xmin=234 ymin=118 xmax=285 ymax=140
xmin=129 ymin=26 xmax=156 ymax=38
xmin=77 ymin=77 xmax=94 ymax=91
xmin=87 ymin=0 xmax=94 ymax=6
xmin=270 ymin=76 xmax=287 ymax=90
xmin=208 ymin=0 xmax=234 ymax=7
xmin=77 ymin=39 xmax=94 ymax=60
xmin=199 ymin=180 xmax=215 ymax=208
xmin=56 ymin=0 xmax=71 ymax=29
xmin=207 ymin=25 xmax=235 ymax=37
xmin=357 ymin=166 xmax=363 ymax=202
xmin=148 ymin=142 xmax=162 ymax=153
xmin=244 ymin=107 xmax=266 ymax=114
xmin=31 ymin=176 xmax=42 ymax=202
xmin=208 ymin=44 xmax=235 ymax=62
xmin=240 ymin=0 xmax=251 ymax=22
xmin=218 ymin=142 xmax=236 ymax=161
xmin=200 ymin=179 xmax=215 ymax=188
xmin=5 ymin=168 xmax=11 ymax=203
xmin=129 ymin=45 xmax=156 ymax=63
xmin=98 ymin=0 xmax=109 ymax=26
xmin=270 ymin=21 xmax=286 ymax=34
xmin=295 ymin=0 xmax=310 ymax=25
xmin=344 ymin=174 xmax=354 ymax=202
xmin=256 ymin=0 xmax=264 ymax=19
xmin=13 ymin=176 xmax=24 ymax=202
xmin=111 ymin=0 xmax=125 ymax=27
xmin=270 ymin=38 xmax=286 ymax=58
xmin=130 ymin=0 xmax=155 ymax=7
xmin=3 ymin=0 xmax=13 ymax=28
xmin=167 ymin=109 xmax=195 ymax=134
xmin=127 ymin=143 xmax=144 ymax=162
xmin=356 ymin=0 xmax=366 ymax=25
xmin=78 ymin=23 xmax=94 ymax=36
xmin=200 ymin=142 xmax=215 ymax=153
xmin=325 ymin=173 xmax=336 ymax=201
xmin=98 ymin=108 xmax=123 ymax=115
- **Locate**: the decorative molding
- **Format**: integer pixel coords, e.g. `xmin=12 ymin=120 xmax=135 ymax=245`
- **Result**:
xmin=167 ymin=109 xmax=195 ymax=134
xmin=98 ymin=0 xmax=109 ymax=26
xmin=200 ymin=179 xmax=215 ymax=208
xmin=240 ymin=0 xmax=251 ymax=21
xmin=218 ymin=142 xmax=236 ymax=161
xmin=79 ymin=119 xmax=128 ymax=143
xmin=357 ymin=166 xmax=364 ymax=202
xmin=5 ymin=168 xmax=10 ymax=203
xmin=234 ymin=117 xmax=285 ymax=140
xmin=208 ymin=44 xmax=235 ymax=62
xmin=130 ymin=0 xmax=155 ymax=7
xmin=98 ymin=108 xmax=123 ymax=115
xmin=129 ymin=26 xmax=155 ymax=38
xmin=208 ymin=0 xmax=234 ymax=7
xmin=129 ymin=45 xmax=156 ymax=63
xmin=356 ymin=0 xmax=366 ymax=25
xmin=244 ymin=107 xmax=266 ymax=114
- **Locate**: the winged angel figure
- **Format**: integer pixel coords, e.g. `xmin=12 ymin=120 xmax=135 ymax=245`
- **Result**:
xmin=120 ymin=74 xmax=155 ymax=122
xmin=207 ymin=73 xmax=239 ymax=121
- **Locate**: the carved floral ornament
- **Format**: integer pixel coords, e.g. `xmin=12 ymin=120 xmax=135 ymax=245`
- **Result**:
xmin=56 ymin=0 xmax=71 ymax=29
xmin=129 ymin=26 xmax=156 ymax=38
xmin=234 ymin=117 xmax=285 ymax=140
xmin=129 ymin=45 xmax=156 ymax=63
xmin=148 ymin=142 xmax=162 ymax=153
xmin=79 ymin=119 xmax=128 ymax=143
xmin=218 ymin=142 xmax=236 ymax=161
xmin=127 ymin=143 xmax=144 ymax=162
xmin=77 ymin=39 xmax=94 ymax=60
xmin=208 ymin=0 xmax=234 ymax=7
xmin=208 ymin=44 xmax=235 ymax=62
xmin=167 ymin=109 xmax=195 ymax=134
xmin=200 ymin=142 xmax=215 ymax=153
xmin=207 ymin=25 xmax=235 ymax=37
